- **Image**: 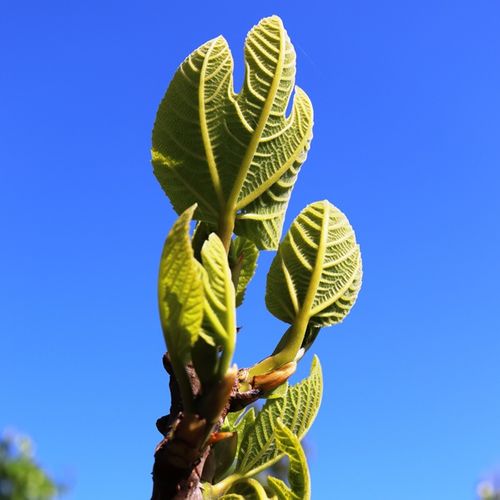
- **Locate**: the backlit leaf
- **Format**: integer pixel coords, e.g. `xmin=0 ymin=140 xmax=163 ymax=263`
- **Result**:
xmin=229 ymin=237 xmax=258 ymax=307
xmin=266 ymin=200 xmax=362 ymax=329
xmin=267 ymin=419 xmax=310 ymax=500
xmin=158 ymin=205 xmax=204 ymax=362
xmin=230 ymin=479 xmax=270 ymax=499
xmin=200 ymin=233 xmax=236 ymax=349
xmin=152 ymin=16 xmax=313 ymax=249
xmin=236 ymin=356 xmax=322 ymax=476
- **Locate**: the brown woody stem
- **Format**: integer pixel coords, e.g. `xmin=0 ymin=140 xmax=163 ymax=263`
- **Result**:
xmin=151 ymin=353 xmax=296 ymax=498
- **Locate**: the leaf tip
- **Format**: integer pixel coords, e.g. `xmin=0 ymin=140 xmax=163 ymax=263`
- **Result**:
xmin=310 ymin=354 xmax=321 ymax=373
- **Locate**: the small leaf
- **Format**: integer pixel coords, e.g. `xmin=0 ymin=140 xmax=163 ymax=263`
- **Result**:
xmin=212 ymin=433 xmax=238 ymax=484
xmin=266 ymin=200 xmax=362 ymax=329
xmin=268 ymin=419 xmax=310 ymax=500
xmin=222 ymin=407 xmax=256 ymax=463
xmin=200 ymin=233 xmax=236 ymax=350
xmin=229 ymin=236 xmax=259 ymax=306
xmin=236 ymin=356 xmax=322 ymax=476
xmin=267 ymin=477 xmax=290 ymax=500
xmin=192 ymin=221 xmax=214 ymax=262
xmin=158 ymin=205 xmax=204 ymax=362
xmin=213 ymin=407 xmax=256 ymax=482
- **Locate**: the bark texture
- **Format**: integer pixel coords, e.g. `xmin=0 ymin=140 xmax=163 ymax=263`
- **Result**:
xmin=151 ymin=353 xmax=292 ymax=499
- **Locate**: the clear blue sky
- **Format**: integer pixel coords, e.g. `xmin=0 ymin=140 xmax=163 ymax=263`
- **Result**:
xmin=1 ymin=1 xmax=499 ymax=499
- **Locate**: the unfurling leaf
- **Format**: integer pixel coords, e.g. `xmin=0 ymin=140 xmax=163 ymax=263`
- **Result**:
xmin=158 ymin=205 xmax=204 ymax=362
xmin=200 ymin=234 xmax=236 ymax=349
xmin=229 ymin=237 xmax=258 ymax=307
xmin=236 ymin=356 xmax=322 ymax=476
xmin=193 ymin=233 xmax=237 ymax=384
xmin=266 ymin=200 xmax=362 ymax=343
xmin=212 ymin=407 xmax=257 ymax=482
xmin=267 ymin=420 xmax=311 ymax=500
xmin=229 ymin=478 xmax=270 ymax=499
xmin=152 ymin=16 xmax=313 ymax=250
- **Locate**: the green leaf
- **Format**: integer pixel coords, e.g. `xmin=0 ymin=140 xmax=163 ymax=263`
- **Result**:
xmin=266 ymin=199 xmax=362 ymax=330
xmin=236 ymin=356 xmax=322 ymax=476
xmin=219 ymin=495 xmax=245 ymax=500
xmin=267 ymin=477 xmax=290 ymax=500
xmin=229 ymin=237 xmax=258 ymax=306
xmin=152 ymin=16 xmax=313 ymax=250
xmin=199 ymin=233 xmax=236 ymax=376
xmin=212 ymin=408 xmax=256 ymax=483
xmin=200 ymin=234 xmax=236 ymax=345
xmin=158 ymin=205 xmax=204 ymax=362
xmin=212 ymin=433 xmax=238 ymax=484
xmin=265 ymin=381 xmax=288 ymax=400
xmin=229 ymin=478 xmax=270 ymax=499
xmin=220 ymin=407 xmax=256 ymax=468
xmin=267 ymin=420 xmax=310 ymax=500
xmin=192 ymin=221 xmax=214 ymax=262
xmin=223 ymin=407 xmax=256 ymax=435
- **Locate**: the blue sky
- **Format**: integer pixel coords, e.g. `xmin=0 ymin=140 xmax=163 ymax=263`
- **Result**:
xmin=1 ymin=1 xmax=499 ymax=498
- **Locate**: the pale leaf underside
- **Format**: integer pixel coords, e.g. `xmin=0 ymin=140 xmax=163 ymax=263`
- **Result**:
xmin=267 ymin=420 xmax=311 ymax=500
xmin=266 ymin=200 xmax=362 ymax=328
xmin=152 ymin=16 xmax=313 ymax=249
xmin=200 ymin=233 xmax=236 ymax=347
xmin=230 ymin=236 xmax=258 ymax=307
xmin=236 ymin=356 xmax=322 ymax=476
xmin=157 ymin=205 xmax=204 ymax=361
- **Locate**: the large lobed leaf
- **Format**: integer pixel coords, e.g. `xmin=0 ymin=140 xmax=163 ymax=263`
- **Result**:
xmin=266 ymin=200 xmax=362 ymax=329
xmin=157 ymin=205 xmax=204 ymax=362
xmin=152 ymin=16 xmax=313 ymax=249
xmin=236 ymin=356 xmax=322 ymax=476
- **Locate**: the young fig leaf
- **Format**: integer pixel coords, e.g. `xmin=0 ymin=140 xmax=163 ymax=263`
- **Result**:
xmin=200 ymin=233 xmax=237 ymax=374
xmin=229 ymin=236 xmax=258 ymax=307
xmin=152 ymin=16 xmax=313 ymax=250
xmin=265 ymin=200 xmax=362 ymax=359
xmin=236 ymin=356 xmax=322 ymax=476
xmin=267 ymin=419 xmax=311 ymax=500
xmin=158 ymin=205 xmax=204 ymax=362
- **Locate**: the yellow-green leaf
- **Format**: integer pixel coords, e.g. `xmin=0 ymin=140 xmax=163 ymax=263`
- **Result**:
xmin=236 ymin=356 xmax=322 ymax=476
xmin=158 ymin=205 xmax=204 ymax=362
xmin=200 ymin=233 xmax=236 ymax=372
xmin=266 ymin=200 xmax=362 ymax=329
xmin=267 ymin=477 xmax=290 ymax=500
xmin=267 ymin=420 xmax=310 ymax=500
xmin=229 ymin=237 xmax=258 ymax=307
xmin=229 ymin=478 xmax=270 ymax=499
xmin=152 ymin=16 xmax=313 ymax=250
